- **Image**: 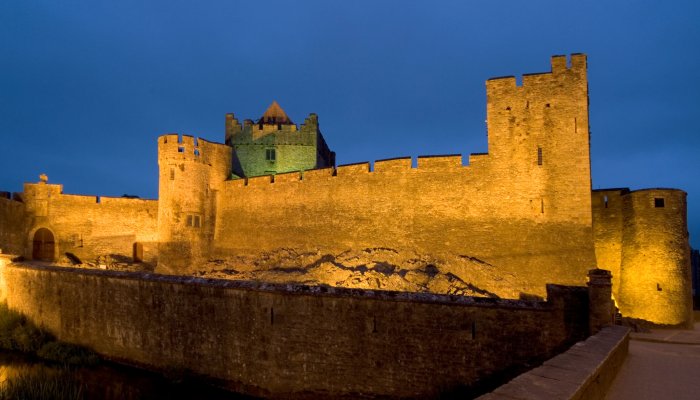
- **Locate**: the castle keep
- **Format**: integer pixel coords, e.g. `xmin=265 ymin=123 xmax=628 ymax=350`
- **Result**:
xmin=0 ymin=54 xmax=692 ymax=327
xmin=225 ymin=100 xmax=335 ymax=178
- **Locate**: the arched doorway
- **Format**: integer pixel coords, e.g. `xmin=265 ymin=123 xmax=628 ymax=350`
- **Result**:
xmin=32 ymin=228 xmax=55 ymax=261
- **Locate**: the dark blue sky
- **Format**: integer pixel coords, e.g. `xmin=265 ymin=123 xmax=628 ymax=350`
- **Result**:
xmin=1 ymin=1 xmax=699 ymax=247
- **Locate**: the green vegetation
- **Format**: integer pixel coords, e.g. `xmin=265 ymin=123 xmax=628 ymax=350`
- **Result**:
xmin=0 ymin=302 xmax=98 ymax=366
xmin=0 ymin=367 xmax=84 ymax=400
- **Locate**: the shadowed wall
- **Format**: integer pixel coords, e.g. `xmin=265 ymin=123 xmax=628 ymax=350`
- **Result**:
xmin=0 ymin=260 xmax=588 ymax=399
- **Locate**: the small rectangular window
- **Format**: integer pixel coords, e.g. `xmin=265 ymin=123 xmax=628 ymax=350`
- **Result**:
xmin=178 ymin=147 xmax=184 ymax=153
xmin=186 ymin=214 xmax=201 ymax=228
xmin=266 ymin=148 xmax=276 ymax=161
xmin=654 ymin=198 xmax=665 ymax=208
xmin=537 ymin=147 xmax=543 ymax=166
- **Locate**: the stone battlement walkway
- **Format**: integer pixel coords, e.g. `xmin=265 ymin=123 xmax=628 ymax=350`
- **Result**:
xmin=605 ymin=322 xmax=700 ymax=400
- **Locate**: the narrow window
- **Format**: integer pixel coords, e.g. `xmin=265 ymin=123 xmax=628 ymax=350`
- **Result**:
xmin=471 ymin=321 xmax=477 ymax=340
xmin=537 ymin=147 xmax=543 ymax=166
xmin=604 ymin=195 xmax=608 ymax=208
xmin=194 ymin=149 xmax=200 ymax=156
xmin=96 ymin=196 xmax=101 ymax=204
xmin=170 ymin=168 xmax=175 ymax=180
xmin=194 ymin=215 xmax=201 ymax=228
xmin=277 ymin=123 xmax=281 ymax=130
xmin=654 ymin=198 xmax=665 ymax=208
xmin=657 ymin=283 xmax=662 ymax=291
xmin=186 ymin=215 xmax=193 ymax=227
xmin=266 ymin=148 xmax=276 ymax=161
xmin=541 ymin=198 xmax=544 ymax=213
xmin=133 ymin=242 xmax=143 ymax=263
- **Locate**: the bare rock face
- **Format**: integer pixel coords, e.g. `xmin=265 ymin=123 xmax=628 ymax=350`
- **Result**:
xmin=198 ymin=248 xmax=530 ymax=299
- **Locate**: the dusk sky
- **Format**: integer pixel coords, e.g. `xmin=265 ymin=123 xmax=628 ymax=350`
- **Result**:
xmin=1 ymin=1 xmax=699 ymax=247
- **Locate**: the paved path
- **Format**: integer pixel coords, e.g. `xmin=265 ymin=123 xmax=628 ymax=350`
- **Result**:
xmin=605 ymin=323 xmax=700 ymax=400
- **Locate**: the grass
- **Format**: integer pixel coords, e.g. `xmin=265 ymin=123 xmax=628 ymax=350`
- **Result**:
xmin=0 ymin=302 xmax=98 ymax=366
xmin=0 ymin=367 xmax=84 ymax=400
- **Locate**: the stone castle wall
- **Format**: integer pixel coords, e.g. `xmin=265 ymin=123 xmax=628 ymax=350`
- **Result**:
xmin=0 ymin=260 xmax=589 ymax=398
xmin=212 ymin=155 xmax=596 ymax=296
xmin=0 ymin=183 xmax=158 ymax=265
xmin=0 ymin=196 xmax=26 ymax=255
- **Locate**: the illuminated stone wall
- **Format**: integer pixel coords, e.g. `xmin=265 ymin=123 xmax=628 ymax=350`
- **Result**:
xmin=0 ymin=196 xmax=26 ymax=255
xmin=16 ymin=182 xmax=159 ymax=265
xmin=0 ymin=262 xmax=589 ymax=398
xmin=592 ymin=189 xmax=626 ymax=301
xmin=592 ymin=188 xmax=692 ymax=326
xmin=212 ymin=158 xmax=596 ymax=297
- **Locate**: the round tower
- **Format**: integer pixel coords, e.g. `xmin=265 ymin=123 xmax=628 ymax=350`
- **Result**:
xmin=157 ymin=134 xmax=231 ymax=273
xmin=618 ymin=189 xmax=692 ymax=327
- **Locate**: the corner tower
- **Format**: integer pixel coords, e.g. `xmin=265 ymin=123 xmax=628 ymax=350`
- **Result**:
xmin=225 ymin=101 xmax=335 ymax=178
xmin=156 ymin=134 xmax=232 ymax=273
xmin=618 ymin=189 xmax=693 ymax=326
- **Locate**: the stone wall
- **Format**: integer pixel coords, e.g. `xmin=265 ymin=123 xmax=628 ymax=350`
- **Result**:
xmin=0 ymin=260 xmax=589 ymax=399
xmin=592 ymin=189 xmax=626 ymax=301
xmin=0 ymin=196 xmax=26 ymax=255
xmin=13 ymin=182 xmax=159 ymax=265
xmin=211 ymin=154 xmax=596 ymax=297
xmin=478 ymin=325 xmax=630 ymax=400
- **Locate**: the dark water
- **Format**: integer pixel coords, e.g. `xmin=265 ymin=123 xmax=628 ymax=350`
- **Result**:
xmin=0 ymin=352 xmax=255 ymax=400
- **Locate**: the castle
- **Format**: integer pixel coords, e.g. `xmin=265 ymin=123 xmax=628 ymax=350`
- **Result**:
xmin=0 ymin=54 xmax=692 ymax=327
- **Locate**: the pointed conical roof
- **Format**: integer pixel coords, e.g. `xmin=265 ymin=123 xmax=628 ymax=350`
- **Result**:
xmin=258 ymin=101 xmax=293 ymax=125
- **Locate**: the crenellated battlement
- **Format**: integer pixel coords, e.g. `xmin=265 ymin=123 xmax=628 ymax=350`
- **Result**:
xmin=486 ymin=53 xmax=587 ymax=92
xmin=228 ymin=114 xmax=324 ymax=145
xmin=225 ymin=152 xmax=492 ymax=189
xmin=158 ymin=134 xmax=232 ymax=165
